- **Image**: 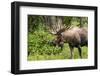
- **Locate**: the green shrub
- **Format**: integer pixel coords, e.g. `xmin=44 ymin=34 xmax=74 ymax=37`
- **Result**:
xmin=28 ymin=30 xmax=62 ymax=56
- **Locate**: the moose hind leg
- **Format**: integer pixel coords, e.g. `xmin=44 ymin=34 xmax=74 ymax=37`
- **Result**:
xmin=78 ymin=46 xmax=82 ymax=58
xmin=69 ymin=45 xmax=74 ymax=59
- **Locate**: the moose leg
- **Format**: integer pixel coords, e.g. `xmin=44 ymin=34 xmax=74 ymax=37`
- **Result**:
xmin=69 ymin=45 xmax=74 ymax=59
xmin=77 ymin=46 xmax=82 ymax=58
xmin=60 ymin=44 xmax=63 ymax=50
xmin=59 ymin=42 xmax=64 ymax=50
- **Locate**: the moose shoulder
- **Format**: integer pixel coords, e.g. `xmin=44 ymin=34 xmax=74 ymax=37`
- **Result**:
xmin=53 ymin=27 xmax=88 ymax=59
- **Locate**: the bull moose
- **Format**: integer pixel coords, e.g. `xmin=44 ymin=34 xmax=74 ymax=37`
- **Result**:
xmin=51 ymin=27 xmax=88 ymax=59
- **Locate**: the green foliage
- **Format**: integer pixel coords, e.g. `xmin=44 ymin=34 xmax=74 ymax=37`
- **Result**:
xmin=28 ymin=41 xmax=88 ymax=61
xmin=28 ymin=15 xmax=44 ymax=32
xmin=28 ymin=29 xmax=62 ymax=56
xmin=63 ymin=16 xmax=72 ymax=26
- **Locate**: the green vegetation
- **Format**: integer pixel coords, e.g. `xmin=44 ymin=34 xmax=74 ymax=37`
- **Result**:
xmin=28 ymin=30 xmax=61 ymax=56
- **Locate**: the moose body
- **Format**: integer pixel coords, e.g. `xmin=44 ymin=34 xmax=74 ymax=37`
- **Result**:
xmin=53 ymin=27 xmax=88 ymax=59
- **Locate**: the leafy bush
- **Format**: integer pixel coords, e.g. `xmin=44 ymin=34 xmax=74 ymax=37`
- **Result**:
xmin=28 ymin=30 xmax=62 ymax=56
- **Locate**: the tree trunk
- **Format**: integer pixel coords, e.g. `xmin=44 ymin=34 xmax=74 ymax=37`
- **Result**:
xmin=44 ymin=16 xmax=64 ymax=34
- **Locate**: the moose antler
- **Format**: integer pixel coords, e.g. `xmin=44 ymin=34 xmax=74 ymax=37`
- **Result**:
xmin=46 ymin=16 xmax=64 ymax=34
xmin=44 ymin=16 xmax=71 ymax=35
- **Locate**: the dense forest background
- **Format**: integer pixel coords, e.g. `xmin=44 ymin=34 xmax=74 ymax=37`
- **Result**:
xmin=28 ymin=15 xmax=88 ymax=61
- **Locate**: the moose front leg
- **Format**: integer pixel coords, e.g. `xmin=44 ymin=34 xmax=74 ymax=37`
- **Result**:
xmin=77 ymin=46 xmax=82 ymax=58
xmin=59 ymin=42 xmax=64 ymax=50
xmin=69 ymin=45 xmax=74 ymax=59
